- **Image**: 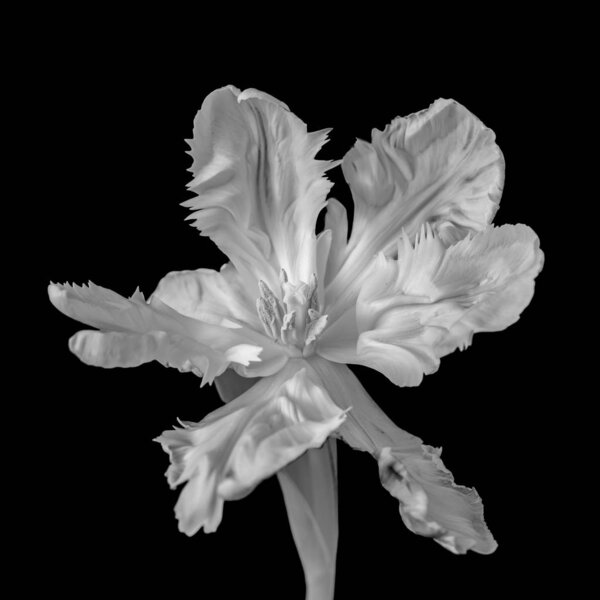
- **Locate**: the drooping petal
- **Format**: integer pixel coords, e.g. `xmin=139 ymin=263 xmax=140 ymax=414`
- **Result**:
xmin=378 ymin=446 xmax=497 ymax=555
xmin=324 ymin=98 xmax=504 ymax=320
xmin=155 ymin=360 xmax=347 ymax=536
xmin=48 ymin=281 xmax=287 ymax=383
xmin=308 ymin=357 xmax=496 ymax=555
xmin=318 ymin=223 xmax=544 ymax=387
xmin=183 ymin=85 xmax=338 ymax=289
xmin=214 ymin=368 xmax=339 ymax=600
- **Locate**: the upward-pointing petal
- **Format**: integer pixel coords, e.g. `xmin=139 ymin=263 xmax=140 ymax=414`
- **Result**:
xmin=183 ymin=86 xmax=338 ymax=288
xmin=324 ymin=98 xmax=504 ymax=320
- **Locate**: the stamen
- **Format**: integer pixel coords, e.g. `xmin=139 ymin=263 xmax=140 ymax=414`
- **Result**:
xmin=256 ymin=297 xmax=278 ymax=339
xmin=307 ymin=273 xmax=319 ymax=312
xmin=258 ymin=279 xmax=284 ymax=324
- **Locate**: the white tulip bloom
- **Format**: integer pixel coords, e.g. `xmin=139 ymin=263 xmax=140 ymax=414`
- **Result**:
xmin=49 ymin=86 xmax=543 ymax=600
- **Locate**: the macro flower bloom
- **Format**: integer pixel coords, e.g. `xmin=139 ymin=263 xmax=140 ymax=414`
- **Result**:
xmin=49 ymin=86 xmax=543 ymax=599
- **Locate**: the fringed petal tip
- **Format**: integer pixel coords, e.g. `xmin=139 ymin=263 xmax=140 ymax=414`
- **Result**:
xmin=378 ymin=446 xmax=497 ymax=555
xmin=48 ymin=281 xmax=93 ymax=310
xmin=153 ymin=427 xmax=224 ymax=536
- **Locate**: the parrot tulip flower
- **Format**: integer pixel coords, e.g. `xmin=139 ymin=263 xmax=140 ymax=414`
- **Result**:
xmin=48 ymin=85 xmax=543 ymax=600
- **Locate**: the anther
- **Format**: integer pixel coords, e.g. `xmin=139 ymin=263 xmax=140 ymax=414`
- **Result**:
xmin=256 ymin=297 xmax=278 ymax=339
xmin=258 ymin=279 xmax=284 ymax=325
xmin=307 ymin=273 xmax=319 ymax=312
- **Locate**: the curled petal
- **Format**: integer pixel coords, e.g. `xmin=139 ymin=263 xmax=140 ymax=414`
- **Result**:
xmin=48 ymin=281 xmax=287 ymax=384
xmin=154 ymin=361 xmax=347 ymax=536
xmin=183 ymin=85 xmax=339 ymax=288
xmin=319 ymin=223 xmax=543 ymax=387
xmin=325 ymin=98 xmax=504 ymax=320
xmin=309 ymin=357 xmax=496 ymax=555
xmin=345 ymin=99 xmax=504 ymax=243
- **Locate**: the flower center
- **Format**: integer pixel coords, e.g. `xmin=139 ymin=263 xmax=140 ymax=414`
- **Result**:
xmin=256 ymin=269 xmax=328 ymax=357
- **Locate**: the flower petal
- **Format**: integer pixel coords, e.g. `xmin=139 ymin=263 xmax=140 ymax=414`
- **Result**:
xmin=183 ymin=85 xmax=338 ymax=288
xmin=150 ymin=262 xmax=261 ymax=330
xmin=309 ymin=357 xmax=496 ymax=555
xmin=324 ymin=98 xmax=504 ymax=320
xmin=68 ymin=329 xmax=262 ymax=383
xmin=49 ymin=281 xmax=287 ymax=383
xmin=319 ymin=223 xmax=543 ymax=387
xmin=322 ymin=198 xmax=349 ymax=288
xmin=214 ymin=367 xmax=259 ymax=404
xmin=154 ymin=361 xmax=347 ymax=536
xmin=378 ymin=446 xmax=497 ymax=555
xmin=214 ymin=368 xmax=338 ymax=600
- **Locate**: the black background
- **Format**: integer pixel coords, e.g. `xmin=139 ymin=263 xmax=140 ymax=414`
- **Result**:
xmin=26 ymin=26 xmax=571 ymax=599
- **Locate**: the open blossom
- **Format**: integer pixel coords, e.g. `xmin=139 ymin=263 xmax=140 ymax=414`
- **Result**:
xmin=48 ymin=86 xmax=543 ymax=599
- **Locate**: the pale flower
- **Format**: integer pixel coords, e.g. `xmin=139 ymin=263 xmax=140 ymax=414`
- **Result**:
xmin=48 ymin=86 xmax=543 ymax=599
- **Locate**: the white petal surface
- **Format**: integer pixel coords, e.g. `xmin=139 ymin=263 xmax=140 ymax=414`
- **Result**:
xmin=318 ymin=224 xmax=543 ymax=387
xmin=214 ymin=368 xmax=259 ymax=404
xmin=150 ymin=262 xmax=261 ymax=330
xmin=183 ymin=85 xmax=338 ymax=290
xmin=215 ymin=369 xmax=339 ymax=600
xmin=378 ymin=446 xmax=496 ymax=555
xmin=155 ymin=360 xmax=347 ymax=536
xmin=322 ymin=198 xmax=349 ymax=287
xmin=324 ymin=98 xmax=504 ymax=320
xmin=308 ymin=357 xmax=496 ymax=554
xmin=68 ymin=329 xmax=238 ymax=377
xmin=49 ymin=281 xmax=287 ymax=384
